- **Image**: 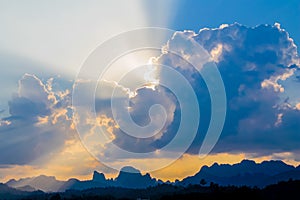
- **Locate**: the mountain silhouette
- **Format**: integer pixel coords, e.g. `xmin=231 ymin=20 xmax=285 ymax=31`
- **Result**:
xmin=6 ymin=175 xmax=65 ymax=192
xmin=5 ymin=166 xmax=157 ymax=192
xmin=59 ymin=172 xmax=114 ymax=191
xmin=0 ymin=183 xmax=43 ymax=199
xmin=3 ymin=179 xmax=300 ymax=199
xmin=115 ymin=166 xmax=157 ymax=188
xmin=4 ymin=160 xmax=300 ymax=192
xmin=92 ymin=171 xmax=106 ymax=182
xmin=16 ymin=185 xmax=36 ymax=192
xmin=179 ymin=159 xmax=299 ymax=187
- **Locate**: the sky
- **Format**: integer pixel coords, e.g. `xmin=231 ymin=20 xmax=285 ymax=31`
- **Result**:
xmin=0 ymin=0 xmax=300 ymax=182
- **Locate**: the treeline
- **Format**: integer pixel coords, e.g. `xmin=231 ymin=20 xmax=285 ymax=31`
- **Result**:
xmin=14 ymin=179 xmax=300 ymax=200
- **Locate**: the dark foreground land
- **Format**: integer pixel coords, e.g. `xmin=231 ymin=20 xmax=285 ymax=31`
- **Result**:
xmin=1 ymin=179 xmax=299 ymax=200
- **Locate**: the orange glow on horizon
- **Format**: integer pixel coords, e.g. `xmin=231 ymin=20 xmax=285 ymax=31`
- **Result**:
xmin=1 ymin=151 xmax=299 ymax=183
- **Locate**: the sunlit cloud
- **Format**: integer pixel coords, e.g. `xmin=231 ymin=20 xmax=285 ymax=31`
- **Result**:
xmin=1 ymin=20 xmax=300 ymax=183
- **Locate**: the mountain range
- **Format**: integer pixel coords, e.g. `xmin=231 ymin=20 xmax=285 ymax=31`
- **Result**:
xmin=3 ymin=160 xmax=300 ymax=193
xmin=5 ymin=166 xmax=158 ymax=192
xmin=179 ymin=159 xmax=300 ymax=187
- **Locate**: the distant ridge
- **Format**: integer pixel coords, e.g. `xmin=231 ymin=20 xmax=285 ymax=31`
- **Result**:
xmin=115 ymin=166 xmax=157 ymax=188
xmin=180 ymin=159 xmax=299 ymax=187
xmin=4 ymin=159 xmax=300 ymax=192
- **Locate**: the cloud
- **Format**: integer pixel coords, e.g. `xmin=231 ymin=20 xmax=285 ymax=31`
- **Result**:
xmin=0 ymin=74 xmax=75 ymax=165
xmin=75 ymin=23 xmax=300 ymax=163
xmin=157 ymin=23 xmax=300 ymax=156
xmin=1 ymin=23 xmax=300 ymax=177
xmin=78 ymin=83 xmax=178 ymax=158
xmin=104 ymin=85 xmax=178 ymax=154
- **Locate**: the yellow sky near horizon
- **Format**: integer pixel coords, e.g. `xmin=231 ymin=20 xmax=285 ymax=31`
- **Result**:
xmin=1 ymin=149 xmax=299 ymax=183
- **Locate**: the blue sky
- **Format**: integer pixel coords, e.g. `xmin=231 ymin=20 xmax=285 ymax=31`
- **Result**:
xmin=0 ymin=0 xmax=300 ymax=182
xmin=145 ymin=0 xmax=300 ymax=47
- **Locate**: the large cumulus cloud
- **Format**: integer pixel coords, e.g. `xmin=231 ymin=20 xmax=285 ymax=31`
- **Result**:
xmin=78 ymin=23 xmax=300 ymax=161
xmin=157 ymin=23 xmax=300 ymax=156
xmin=76 ymin=80 xmax=179 ymax=158
xmin=1 ymin=23 xmax=300 ymax=168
